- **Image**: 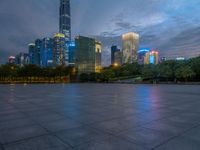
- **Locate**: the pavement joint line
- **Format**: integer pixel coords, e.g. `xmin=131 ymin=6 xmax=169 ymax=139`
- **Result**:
xmin=151 ymin=123 xmax=200 ymax=150
xmin=51 ymin=131 xmax=76 ymax=149
xmin=2 ymin=133 xmax=49 ymax=146
xmin=4 ymin=101 xmax=81 ymax=149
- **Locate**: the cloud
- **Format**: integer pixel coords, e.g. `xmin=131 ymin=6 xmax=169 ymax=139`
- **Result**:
xmin=0 ymin=0 xmax=200 ymax=66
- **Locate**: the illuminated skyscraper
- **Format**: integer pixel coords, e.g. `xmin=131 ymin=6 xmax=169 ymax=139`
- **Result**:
xmin=75 ymin=36 xmax=102 ymax=74
xmin=53 ymin=33 xmax=67 ymax=66
xmin=66 ymin=41 xmax=76 ymax=66
xmin=138 ymin=48 xmax=150 ymax=64
xmin=144 ymin=50 xmax=159 ymax=65
xmin=122 ymin=32 xmax=139 ymax=64
xmin=60 ymin=0 xmax=71 ymax=41
xmin=28 ymin=43 xmax=36 ymax=65
xmin=28 ymin=39 xmax=41 ymax=66
xmin=40 ymin=38 xmax=53 ymax=67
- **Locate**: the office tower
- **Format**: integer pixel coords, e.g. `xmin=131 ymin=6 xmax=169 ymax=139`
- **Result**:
xmin=75 ymin=36 xmax=102 ymax=74
xmin=114 ymin=51 xmax=123 ymax=66
xmin=66 ymin=41 xmax=76 ymax=66
xmin=53 ymin=33 xmax=67 ymax=66
xmin=111 ymin=45 xmax=120 ymax=65
xmin=138 ymin=48 xmax=150 ymax=65
xmin=122 ymin=32 xmax=139 ymax=64
xmin=34 ymin=39 xmax=42 ymax=66
xmin=40 ymin=38 xmax=53 ymax=67
xmin=60 ymin=0 xmax=71 ymax=41
xmin=28 ymin=43 xmax=36 ymax=65
xmin=15 ymin=53 xmax=30 ymax=67
xmin=144 ymin=50 xmax=159 ymax=65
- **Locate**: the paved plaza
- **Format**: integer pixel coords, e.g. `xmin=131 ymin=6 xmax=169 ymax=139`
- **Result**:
xmin=0 ymin=84 xmax=200 ymax=150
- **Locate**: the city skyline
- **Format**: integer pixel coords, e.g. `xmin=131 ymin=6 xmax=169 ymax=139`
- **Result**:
xmin=0 ymin=0 xmax=200 ymax=65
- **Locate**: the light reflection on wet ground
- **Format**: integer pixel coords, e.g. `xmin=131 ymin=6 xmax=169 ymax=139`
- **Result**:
xmin=0 ymin=84 xmax=200 ymax=150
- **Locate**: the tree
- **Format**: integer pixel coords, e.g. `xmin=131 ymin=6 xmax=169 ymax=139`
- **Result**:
xmin=175 ymin=66 xmax=195 ymax=82
xmin=190 ymin=57 xmax=200 ymax=80
xmin=101 ymin=69 xmax=115 ymax=82
xmin=142 ymin=65 xmax=158 ymax=79
xmin=158 ymin=64 xmax=173 ymax=81
xmin=79 ymin=73 xmax=89 ymax=82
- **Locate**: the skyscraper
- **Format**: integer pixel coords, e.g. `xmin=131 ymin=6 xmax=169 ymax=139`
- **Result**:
xmin=111 ymin=45 xmax=120 ymax=65
xmin=28 ymin=43 xmax=36 ymax=65
xmin=66 ymin=41 xmax=76 ymax=66
xmin=35 ymin=39 xmax=42 ymax=66
xmin=122 ymin=32 xmax=139 ymax=64
xmin=75 ymin=36 xmax=102 ymax=74
xmin=60 ymin=0 xmax=71 ymax=41
xmin=53 ymin=33 xmax=67 ymax=66
xmin=40 ymin=38 xmax=53 ymax=67
xmin=15 ymin=53 xmax=30 ymax=67
xmin=114 ymin=51 xmax=123 ymax=66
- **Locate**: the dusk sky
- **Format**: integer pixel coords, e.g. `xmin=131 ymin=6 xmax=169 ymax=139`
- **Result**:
xmin=0 ymin=0 xmax=200 ymax=65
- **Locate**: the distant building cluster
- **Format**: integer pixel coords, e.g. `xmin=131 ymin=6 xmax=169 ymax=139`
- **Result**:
xmin=9 ymin=0 xmax=103 ymax=74
xmin=111 ymin=33 xmax=158 ymax=66
xmin=8 ymin=0 xmax=186 ymax=74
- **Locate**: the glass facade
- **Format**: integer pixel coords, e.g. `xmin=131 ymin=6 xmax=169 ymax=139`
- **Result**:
xmin=15 ymin=53 xmax=30 ymax=67
xmin=66 ymin=41 xmax=75 ymax=66
xmin=40 ymin=38 xmax=53 ymax=67
xmin=111 ymin=45 xmax=120 ymax=65
xmin=28 ymin=43 xmax=36 ymax=65
xmin=34 ymin=39 xmax=42 ymax=66
xmin=60 ymin=0 xmax=71 ymax=41
xmin=75 ymin=36 xmax=102 ymax=74
xmin=114 ymin=51 xmax=123 ymax=66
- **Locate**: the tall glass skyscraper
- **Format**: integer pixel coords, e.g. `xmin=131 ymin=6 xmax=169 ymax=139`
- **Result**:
xmin=59 ymin=0 xmax=71 ymax=41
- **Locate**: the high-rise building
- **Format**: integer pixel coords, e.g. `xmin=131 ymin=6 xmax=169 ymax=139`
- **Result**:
xmin=34 ymin=39 xmax=42 ymax=66
xmin=66 ymin=41 xmax=75 ymax=66
xmin=15 ymin=53 xmax=30 ymax=67
xmin=122 ymin=32 xmax=139 ymax=64
xmin=40 ymin=38 xmax=53 ymax=67
xmin=59 ymin=0 xmax=71 ymax=41
xmin=111 ymin=45 xmax=120 ymax=65
xmin=75 ymin=36 xmax=102 ymax=74
xmin=114 ymin=51 xmax=123 ymax=66
xmin=53 ymin=33 xmax=67 ymax=66
xmin=138 ymin=48 xmax=150 ymax=65
xmin=144 ymin=50 xmax=159 ymax=65
xmin=28 ymin=43 xmax=36 ymax=65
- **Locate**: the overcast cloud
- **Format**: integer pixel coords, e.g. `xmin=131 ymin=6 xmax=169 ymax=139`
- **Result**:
xmin=0 ymin=0 xmax=200 ymax=65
